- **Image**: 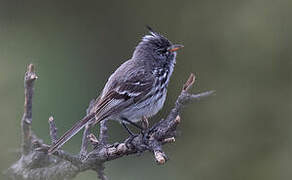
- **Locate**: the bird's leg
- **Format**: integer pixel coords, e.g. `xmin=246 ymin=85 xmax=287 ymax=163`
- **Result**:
xmin=122 ymin=118 xmax=144 ymax=131
xmin=121 ymin=118 xmax=142 ymax=148
xmin=122 ymin=117 xmax=151 ymax=150
xmin=122 ymin=121 xmax=134 ymax=136
xmin=122 ymin=122 xmax=138 ymax=148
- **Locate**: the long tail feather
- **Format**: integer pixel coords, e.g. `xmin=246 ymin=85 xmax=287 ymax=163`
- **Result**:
xmin=48 ymin=90 xmax=120 ymax=154
xmin=48 ymin=113 xmax=95 ymax=154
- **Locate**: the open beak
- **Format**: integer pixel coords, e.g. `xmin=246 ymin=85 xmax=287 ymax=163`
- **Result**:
xmin=167 ymin=44 xmax=184 ymax=52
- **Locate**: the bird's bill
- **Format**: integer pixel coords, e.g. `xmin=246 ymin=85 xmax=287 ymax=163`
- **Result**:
xmin=167 ymin=44 xmax=184 ymax=52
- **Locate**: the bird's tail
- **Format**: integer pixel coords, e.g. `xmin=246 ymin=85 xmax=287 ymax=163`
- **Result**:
xmin=48 ymin=113 xmax=96 ymax=154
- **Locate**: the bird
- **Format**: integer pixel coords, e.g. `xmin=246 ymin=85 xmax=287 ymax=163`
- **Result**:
xmin=48 ymin=27 xmax=183 ymax=154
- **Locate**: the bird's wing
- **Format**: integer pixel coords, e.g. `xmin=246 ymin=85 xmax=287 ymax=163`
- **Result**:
xmin=48 ymin=68 xmax=155 ymax=154
xmin=93 ymin=70 xmax=155 ymax=121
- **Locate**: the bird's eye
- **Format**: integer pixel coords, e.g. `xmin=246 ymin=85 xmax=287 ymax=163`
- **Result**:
xmin=157 ymin=49 xmax=167 ymax=56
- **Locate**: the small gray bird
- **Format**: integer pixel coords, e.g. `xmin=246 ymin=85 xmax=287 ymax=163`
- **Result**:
xmin=48 ymin=27 xmax=183 ymax=154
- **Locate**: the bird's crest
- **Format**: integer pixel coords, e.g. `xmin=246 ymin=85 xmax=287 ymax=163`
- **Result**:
xmin=142 ymin=26 xmax=162 ymax=42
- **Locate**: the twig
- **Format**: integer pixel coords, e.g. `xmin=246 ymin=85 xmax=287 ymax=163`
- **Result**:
xmin=88 ymin=133 xmax=99 ymax=145
xmin=188 ymin=90 xmax=216 ymax=100
xmin=95 ymin=164 xmax=108 ymax=180
xmin=86 ymin=99 xmax=96 ymax=115
xmin=99 ymin=120 xmax=108 ymax=145
xmin=49 ymin=116 xmax=58 ymax=144
xmin=21 ymin=64 xmax=38 ymax=155
xmin=80 ymin=124 xmax=90 ymax=158
xmin=162 ymin=137 xmax=175 ymax=144
xmin=154 ymin=150 xmax=166 ymax=164
xmin=182 ymin=73 xmax=195 ymax=91
xmin=80 ymin=100 xmax=96 ymax=158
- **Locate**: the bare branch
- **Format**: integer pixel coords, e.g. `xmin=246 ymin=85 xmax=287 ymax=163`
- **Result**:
xmin=162 ymin=137 xmax=175 ymax=144
xmin=88 ymin=133 xmax=99 ymax=146
xmin=80 ymin=100 xmax=96 ymax=158
xmin=182 ymin=73 xmax=195 ymax=92
xmin=49 ymin=116 xmax=58 ymax=144
xmin=21 ymin=64 xmax=38 ymax=155
xmin=99 ymin=120 xmax=108 ymax=145
xmin=80 ymin=124 xmax=90 ymax=158
xmin=86 ymin=99 xmax=96 ymax=115
xmin=188 ymin=90 xmax=216 ymax=100
xmin=154 ymin=150 xmax=166 ymax=164
xmin=95 ymin=164 xmax=108 ymax=180
xmin=8 ymin=67 xmax=215 ymax=180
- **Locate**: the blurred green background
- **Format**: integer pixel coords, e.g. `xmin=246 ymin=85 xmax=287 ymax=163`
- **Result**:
xmin=1 ymin=0 xmax=292 ymax=179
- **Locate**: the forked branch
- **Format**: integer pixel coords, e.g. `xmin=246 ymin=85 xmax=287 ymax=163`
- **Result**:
xmin=7 ymin=64 xmax=215 ymax=180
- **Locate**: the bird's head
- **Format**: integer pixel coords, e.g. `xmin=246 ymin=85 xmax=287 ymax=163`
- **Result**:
xmin=133 ymin=26 xmax=183 ymax=64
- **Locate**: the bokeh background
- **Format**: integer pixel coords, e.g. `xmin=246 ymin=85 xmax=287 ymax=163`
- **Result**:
xmin=1 ymin=0 xmax=292 ymax=179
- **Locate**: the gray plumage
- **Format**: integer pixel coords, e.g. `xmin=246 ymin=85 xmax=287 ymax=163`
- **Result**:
xmin=48 ymin=27 xmax=183 ymax=154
